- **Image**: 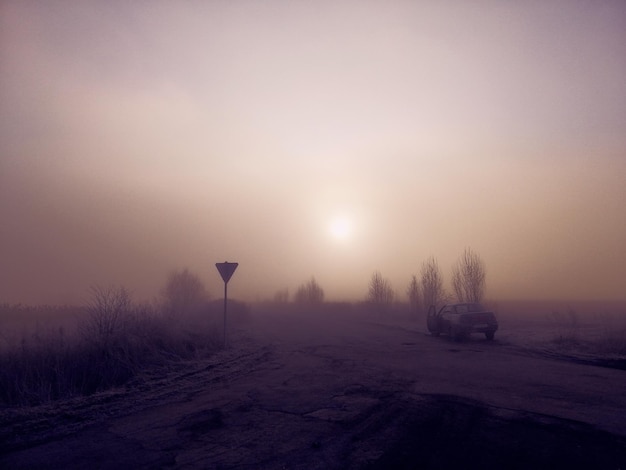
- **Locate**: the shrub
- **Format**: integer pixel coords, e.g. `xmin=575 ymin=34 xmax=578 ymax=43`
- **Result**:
xmin=0 ymin=295 xmax=221 ymax=406
xmin=421 ymin=257 xmax=445 ymax=310
xmin=294 ymin=278 xmax=324 ymax=306
xmin=367 ymin=271 xmax=394 ymax=314
xmin=161 ymin=268 xmax=210 ymax=317
xmin=407 ymin=275 xmax=421 ymax=319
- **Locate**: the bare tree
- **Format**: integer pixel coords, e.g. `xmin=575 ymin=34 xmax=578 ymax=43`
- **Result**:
xmin=294 ymin=277 xmax=324 ymax=306
xmin=273 ymin=288 xmax=289 ymax=304
xmin=452 ymin=247 xmax=486 ymax=303
xmin=420 ymin=256 xmax=445 ymax=310
xmin=407 ymin=275 xmax=421 ymax=319
xmin=83 ymin=285 xmax=132 ymax=344
xmin=161 ymin=268 xmax=210 ymax=316
xmin=367 ymin=271 xmax=394 ymax=313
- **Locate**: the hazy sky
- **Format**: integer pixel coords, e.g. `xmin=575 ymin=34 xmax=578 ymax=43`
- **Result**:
xmin=1 ymin=1 xmax=625 ymax=305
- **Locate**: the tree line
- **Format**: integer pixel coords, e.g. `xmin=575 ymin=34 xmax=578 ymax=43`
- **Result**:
xmin=281 ymin=247 xmax=486 ymax=315
xmin=369 ymin=247 xmax=486 ymax=315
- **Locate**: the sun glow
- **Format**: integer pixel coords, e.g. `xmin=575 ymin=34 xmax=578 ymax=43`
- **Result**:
xmin=329 ymin=216 xmax=353 ymax=242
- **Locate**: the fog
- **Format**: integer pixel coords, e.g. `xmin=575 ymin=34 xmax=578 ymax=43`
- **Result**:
xmin=1 ymin=1 xmax=625 ymax=305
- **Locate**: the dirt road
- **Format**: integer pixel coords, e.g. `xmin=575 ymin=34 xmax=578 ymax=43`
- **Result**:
xmin=2 ymin=312 xmax=625 ymax=469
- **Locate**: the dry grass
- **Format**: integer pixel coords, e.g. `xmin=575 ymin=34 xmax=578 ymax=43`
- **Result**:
xmin=549 ymin=309 xmax=626 ymax=356
xmin=0 ymin=300 xmax=222 ymax=407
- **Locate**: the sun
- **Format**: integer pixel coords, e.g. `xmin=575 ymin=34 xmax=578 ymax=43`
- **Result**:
xmin=328 ymin=216 xmax=353 ymax=242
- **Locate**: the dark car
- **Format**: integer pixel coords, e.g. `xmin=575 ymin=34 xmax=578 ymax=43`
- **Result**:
xmin=427 ymin=302 xmax=498 ymax=341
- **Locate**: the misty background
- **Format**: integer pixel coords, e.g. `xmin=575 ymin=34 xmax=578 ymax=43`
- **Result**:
xmin=1 ymin=1 xmax=625 ymax=305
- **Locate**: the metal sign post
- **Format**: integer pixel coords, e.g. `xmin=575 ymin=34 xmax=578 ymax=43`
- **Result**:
xmin=215 ymin=262 xmax=238 ymax=348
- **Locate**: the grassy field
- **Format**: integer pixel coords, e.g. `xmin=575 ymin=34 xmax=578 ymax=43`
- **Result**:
xmin=0 ymin=301 xmax=223 ymax=406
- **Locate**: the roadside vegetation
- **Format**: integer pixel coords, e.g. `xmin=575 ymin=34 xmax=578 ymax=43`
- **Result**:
xmin=294 ymin=277 xmax=324 ymax=306
xmin=366 ymin=271 xmax=394 ymax=315
xmin=549 ymin=309 xmax=626 ymax=356
xmin=0 ymin=270 xmax=222 ymax=407
xmin=3 ymin=254 xmax=625 ymax=407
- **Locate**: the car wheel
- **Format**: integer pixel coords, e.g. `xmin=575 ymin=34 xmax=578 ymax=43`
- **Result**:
xmin=451 ymin=327 xmax=463 ymax=342
xmin=485 ymin=331 xmax=495 ymax=341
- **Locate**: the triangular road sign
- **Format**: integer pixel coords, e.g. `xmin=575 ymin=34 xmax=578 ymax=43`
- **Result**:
xmin=216 ymin=262 xmax=238 ymax=284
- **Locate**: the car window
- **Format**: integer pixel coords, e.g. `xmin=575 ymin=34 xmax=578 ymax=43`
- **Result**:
xmin=455 ymin=305 xmax=468 ymax=314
